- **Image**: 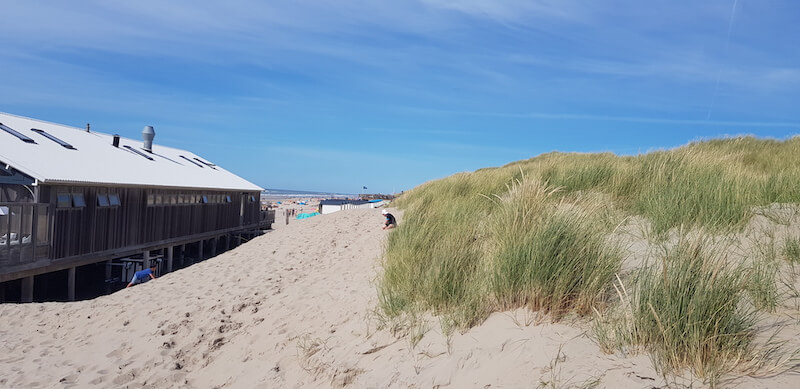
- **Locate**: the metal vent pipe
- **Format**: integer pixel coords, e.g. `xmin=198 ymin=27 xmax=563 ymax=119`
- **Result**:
xmin=142 ymin=126 xmax=155 ymax=152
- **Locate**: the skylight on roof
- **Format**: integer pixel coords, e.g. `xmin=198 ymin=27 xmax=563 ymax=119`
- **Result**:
xmin=193 ymin=157 xmax=217 ymax=169
xmin=31 ymin=128 xmax=76 ymax=150
xmin=124 ymin=145 xmax=154 ymax=161
xmin=180 ymin=155 xmax=204 ymax=167
xmin=0 ymin=123 xmax=36 ymax=144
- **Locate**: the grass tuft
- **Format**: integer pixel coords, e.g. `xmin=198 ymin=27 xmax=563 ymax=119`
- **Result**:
xmin=783 ymin=236 xmax=800 ymax=263
xmin=381 ymin=136 xmax=800 ymax=382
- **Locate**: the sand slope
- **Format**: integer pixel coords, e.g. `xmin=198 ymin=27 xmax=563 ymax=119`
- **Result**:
xmin=0 ymin=208 xmax=797 ymax=388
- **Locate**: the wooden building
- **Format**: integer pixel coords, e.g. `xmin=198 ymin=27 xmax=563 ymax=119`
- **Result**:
xmin=0 ymin=112 xmax=273 ymax=302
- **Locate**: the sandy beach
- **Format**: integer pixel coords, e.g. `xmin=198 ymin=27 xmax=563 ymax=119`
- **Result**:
xmin=1 ymin=207 xmax=798 ymax=388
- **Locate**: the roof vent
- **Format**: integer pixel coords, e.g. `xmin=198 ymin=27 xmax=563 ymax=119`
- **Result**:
xmin=142 ymin=125 xmax=155 ymax=152
xmin=112 ymin=134 xmax=120 ymax=148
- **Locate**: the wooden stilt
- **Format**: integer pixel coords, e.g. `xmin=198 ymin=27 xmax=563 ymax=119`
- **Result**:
xmin=105 ymin=260 xmax=113 ymax=280
xmin=21 ymin=276 xmax=34 ymax=303
xmin=67 ymin=267 xmax=76 ymax=301
xmin=143 ymin=250 xmax=151 ymax=272
xmin=166 ymin=246 xmax=174 ymax=273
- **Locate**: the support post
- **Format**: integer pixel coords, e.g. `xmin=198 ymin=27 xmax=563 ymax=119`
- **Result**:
xmin=143 ymin=250 xmax=151 ymax=271
xmin=211 ymin=237 xmax=218 ymax=257
xmin=105 ymin=260 xmax=113 ymax=280
xmin=67 ymin=267 xmax=76 ymax=302
xmin=21 ymin=276 xmax=34 ymax=303
xmin=180 ymin=244 xmax=186 ymax=266
xmin=198 ymin=240 xmax=204 ymax=261
xmin=166 ymin=246 xmax=174 ymax=273
xmin=225 ymin=234 xmax=231 ymax=251
xmin=0 ymin=282 xmax=5 ymax=303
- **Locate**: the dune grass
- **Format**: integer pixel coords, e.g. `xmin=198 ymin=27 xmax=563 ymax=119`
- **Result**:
xmin=379 ymin=136 xmax=800 ymax=381
xmin=487 ymin=178 xmax=622 ymax=318
xmin=784 ymin=236 xmax=800 ymax=263
xmin=630 ymin=236 xmax=757 ymax=385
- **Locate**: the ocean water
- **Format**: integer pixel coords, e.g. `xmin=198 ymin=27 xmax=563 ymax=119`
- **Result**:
xmin=261 ymin=188 xmax=355 ymax=199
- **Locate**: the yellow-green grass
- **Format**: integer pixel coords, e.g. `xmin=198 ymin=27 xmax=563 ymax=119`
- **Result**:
xmin=784 ymin=236 xmax=800 ymax=263
xmin=379 ymin=135 xmax=800 ymax=380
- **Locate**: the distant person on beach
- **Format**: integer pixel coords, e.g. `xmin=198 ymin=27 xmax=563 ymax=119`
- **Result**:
xmin=382 ymin=209 xmax=397 ymax=230
xmin=126 ymin=265 xmax=157 ymax=288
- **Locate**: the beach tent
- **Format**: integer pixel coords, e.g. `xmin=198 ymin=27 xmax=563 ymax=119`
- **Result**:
xmin=296 ymin=212 xmax=320 ymax=220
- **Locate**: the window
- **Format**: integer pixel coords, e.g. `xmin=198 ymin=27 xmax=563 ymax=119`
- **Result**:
xmin=0 ymin=123 xmax=36 ymax=144
xmin=193 ymin=157 xmax=217 ymax=170
xmin=109 ymin=194 xmax=121 ymax=206
xmin=155 ymin=194 xmax=163 ymax=205
xmin=249 ymin=195 xmax=256 ymax=202
xmin=201 ymin=195 xmax=208 ymax=203
xmin=123 ymin=145 xmax=154 ymax=161
xmin=147 ymin=194 xmax=155 ymax=205
xmin=169 ymin=194 xmax=177 ymax=204
xmin=180 ymin=155 xmax=203 ymax=167
xmin=31 ymin=128 xmax=76 ymax=150
xmin=72 ymin=193 xmax=86 ymax=207
xmin=97 ymin=194 xmax=110 ymax=207
xmin=225 ymin=195 xmax=232 ymax=203
xmin=57 ymin=193 xmax=71 ymax=208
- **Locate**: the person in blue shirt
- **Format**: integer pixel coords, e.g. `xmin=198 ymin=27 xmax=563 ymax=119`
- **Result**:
xmin=382 ymin=209 xmax=397 ymax=230
xmin=126 ymin=264 xmax=157 ymax=288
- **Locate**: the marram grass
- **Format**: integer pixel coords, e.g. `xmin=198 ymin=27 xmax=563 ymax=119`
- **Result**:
xmin=379 ymin=136 xmax=800 ymax=382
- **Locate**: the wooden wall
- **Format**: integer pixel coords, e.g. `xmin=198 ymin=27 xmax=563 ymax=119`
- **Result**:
xmin=40 ymin=185 xmax=262 ymax=260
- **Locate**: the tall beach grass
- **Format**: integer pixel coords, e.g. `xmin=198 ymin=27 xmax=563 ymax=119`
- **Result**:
xmin=379 ymin=136 xmax=800 ymax=381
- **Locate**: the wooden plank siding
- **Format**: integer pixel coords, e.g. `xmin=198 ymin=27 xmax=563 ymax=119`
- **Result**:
xmin=42 ymin=186 xmax=261 ymax=260
xmin=1 ymin=184 xmax=264 ymax=282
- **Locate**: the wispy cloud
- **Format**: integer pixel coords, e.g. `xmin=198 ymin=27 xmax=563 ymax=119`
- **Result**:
xmin=395 ymin=106 xmax=800 ymax=129
xmin=2 ymin=1 xmax=799 ymax=193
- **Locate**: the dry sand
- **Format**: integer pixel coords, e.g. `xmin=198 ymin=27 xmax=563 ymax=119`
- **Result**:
xmin=1 ymin=207 xmax=798 ymax=388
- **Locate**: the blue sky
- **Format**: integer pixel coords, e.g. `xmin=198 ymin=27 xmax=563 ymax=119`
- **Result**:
xmin=2 ymin=1 xmax=798 ymax=194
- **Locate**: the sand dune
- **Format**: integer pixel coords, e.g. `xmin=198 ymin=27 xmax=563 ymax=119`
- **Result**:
xmin=1 ymin=208 xmax=797 ymax=388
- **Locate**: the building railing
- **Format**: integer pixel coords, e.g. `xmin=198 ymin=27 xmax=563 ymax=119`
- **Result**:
xmin=259 ymin=209 xmax=275 ymax=229
xmin=0 ymin=202 xmax=51 ymax=267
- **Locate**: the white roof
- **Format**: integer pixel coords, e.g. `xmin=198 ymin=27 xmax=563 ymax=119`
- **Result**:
xmin=0 ymin=112 xmax=262 ymax=191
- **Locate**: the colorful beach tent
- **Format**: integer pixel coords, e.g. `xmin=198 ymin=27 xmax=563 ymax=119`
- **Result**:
xmin=296 ymin=212 xmax=320 ymax=220
xmin=368 ymin=199 xmax=383 ymax=203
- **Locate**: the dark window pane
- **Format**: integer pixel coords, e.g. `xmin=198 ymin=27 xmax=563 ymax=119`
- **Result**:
xmin=72 ymin=194 xmax=86 ymax=207
xmin=180 ymin=155 xmax=203 ymax=167
xmin=109 ymin=194 xmax=121 ymax=206
xmin=226 ymin=195 xmax=232 ymax=203
xmin=57 ymin=193 xmax=71 ymax=208
xmin=123 ymin=145 xmax=154 ymax=160
xmin=0 ymin=123 xmax=36 ymax=144
xmin=202 ymin=195 xmax=208 ymax=203
xmin=31 ymin=128 xmax=76 ymax=150
xmin=193 ymin=157 xmax=217 ymax=169
xmin=97 ymin=194 xmax=110 ymax=207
